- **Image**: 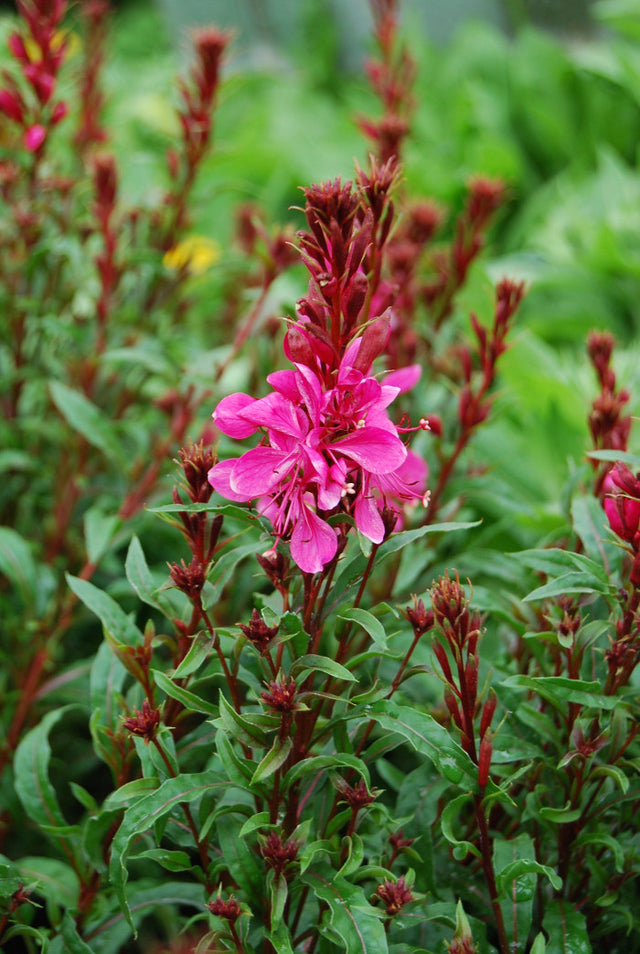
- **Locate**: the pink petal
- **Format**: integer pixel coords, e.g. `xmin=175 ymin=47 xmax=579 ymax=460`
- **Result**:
xmin=213 ymin=393 xmax=258 ymax=438
xmin=333 ymin=427 xmax=407 ymax=473
xmin=230 ymin=445 xmax=295 ymax=497
xmin=290 ymin=504 xmax=337 ymax=573
xmin=241 ymin=393 xmax=308 ymax=439
xmin=208 ymin=459 xmax=251 ymax=502
xmin=354 ymin=493 xmax=385 ymax=544
xmin=385 ymin=364 xmax=422 ymax=393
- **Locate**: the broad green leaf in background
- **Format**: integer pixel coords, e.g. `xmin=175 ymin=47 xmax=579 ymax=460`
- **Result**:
xmin=49 ymin=380 xmax=126 ymax=467
xmin=0 ymin=527 xmax=37 ymax=605
xmin=67 ymin=574 xmax=144 ymax=647
xmin=14 ymin=707 xmax=78 ymax=836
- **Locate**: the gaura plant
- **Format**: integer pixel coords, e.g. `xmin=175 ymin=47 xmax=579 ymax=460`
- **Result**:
xmin=1 ymin=0 xmax=640 ymax=952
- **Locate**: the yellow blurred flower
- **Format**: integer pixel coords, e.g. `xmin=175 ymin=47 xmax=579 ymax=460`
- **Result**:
xmin=24 ymin=30 xmax=82 ymax=63
xmin=163 ymin=236 xmax=221 ymax=275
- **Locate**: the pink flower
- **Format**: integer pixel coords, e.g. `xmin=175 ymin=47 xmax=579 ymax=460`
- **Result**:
xmin=209 ymin=340 xmax=426 ymax=573
xmin=23 ymin=123 xmax=46 ymax=152
xmin=603 ymin=462 xmax=640 ymax=549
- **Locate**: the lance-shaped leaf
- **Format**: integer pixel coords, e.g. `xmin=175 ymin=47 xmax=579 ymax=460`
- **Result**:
xmin=125 ymin=536 xmax=176 ymax=616
xmin=108 ymin=771 xmax=225 ymax=933
xmin=152 ymin=669 xmax=218 ymax=717
xmin=50 ymin=380 xmax=126 ymax=466
xmin=14 ymin=707 xmax=78 ymax=837
xmin=367 ymin=700 xmax=477 ymax=786
xmin=250 ymin=737 xmax=293 ymax=785
xmin=67 ymin=574 xmax=144 ymax=647
xmin=300 ymin=867 xmax=388 ymax=954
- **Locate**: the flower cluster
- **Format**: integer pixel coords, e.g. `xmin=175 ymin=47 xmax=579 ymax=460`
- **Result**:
xmin=209 ymin=168 xmax=428 ymax=574
xmin=0 ymin=0 xmax=69 ymax=155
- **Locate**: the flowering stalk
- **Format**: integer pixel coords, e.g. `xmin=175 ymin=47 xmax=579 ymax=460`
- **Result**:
xmin=430 ymin=572 xmax=508 ymax=954
xmin=160 ymin=27 xmax=230 ymax=247
xmin=587 ymin=331 xmax=631 ymax=498
xmin=425 ymin=277 xmax=524 ymax=522
xmin=357 ymin=0 xmax=416 ymax=164
xmin=73 ymin=0 xmax=110 ymax=157
xmin=209 ymin=165 xmax=429 ymax=576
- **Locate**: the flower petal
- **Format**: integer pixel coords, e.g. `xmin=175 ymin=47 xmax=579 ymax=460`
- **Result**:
xmin=354 ymin=493 xmax=385 ymax=544
xmin=333 ymin=426 xmax=407 ymax=473
xmin=208 ymin=459 xmax=252 ymax=502
xmin=230 ymin=446 xmax=295 ymax=497
xmin=290 ymin=504 xmax=337 ymax=573
xmin=213 ymin=393 xmax=258 ymax=438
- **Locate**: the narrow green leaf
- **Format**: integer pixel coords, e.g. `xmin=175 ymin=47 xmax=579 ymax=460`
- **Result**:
xmin=14 ymin=707 xmax=75 ymax=833
xmin=15 ymin=857 xmax=79 ymax=909
xmin=503 ymin=675 xmax=619 ymax=711
xmin=133 ymin=848 xmax=193 ymax=872
xmin=84 ymin=508 xmax=121 ymax=565
xmin=125 ymin=536 xmax=175 ymax=615
xmin=217 ymin=693 xmax=270 ymax=747
xmin=238 ymin=812 xmax=271 ymax=838
xmin=497 ymin=858 xmax=562 ymax=894
xmin=50 ymin=380 xmax=125 ymax=465
xmin=152 ymin=669 xmax=217 ymax=716
xmin=204 ymin=540 xmax=263 ymax=606
xmin=67 ymin=574 xmax=143 ymax=647
xmin=250 ymin=737 xmax=293 ymax=785
xmin=367 ymin=700 xmax=476 ymax=785
xmin=338 ymin=608 xmax=387 ymax=648
xmin=523 ymin=570 xmax=612 ymax=602
xmin=173 ymin=631 xmax=214 ymax=678
xmin=0 ymin=527 xmax=37 ymax=603
xmin=292 ymin=654 xmax=357 ymax=683
xmin=269 ymin=872 xmax=288 ymax=929
xmin=379 ymin=520 xmax=482 ymax=558
xmin=283 ymin=753 xmax=370 ymax=790
xmin=300 ymin=868 xmax=388 ymax=954
xmin=440 ymin=794 xmax=481 ymax=860
xmin=108 ymin=771 xmax=226 ymax=933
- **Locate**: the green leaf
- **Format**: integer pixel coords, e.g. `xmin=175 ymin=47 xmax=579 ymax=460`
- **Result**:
xmin=291 ymin=654 xmax=357 ymax=683
xmin=204 ymin=540 xmax=263 ymax=606
xmin=15 ymin=857 xmax=80 ymax=909
xmin=84 ymin=508 xmax=121 ymax=565
xmin=108 ymin=771 xmax=226 ymax=933
xmin=379 ymin=520 xmax=482 ymax=558
xmin=0 ymin=527 xmax=37 ymax=604
xmin=216 ymin=693 xmax=272 ymax=748
xmin=173 ymin=631 xmax=214 ymax=678
xmin=523 ymin=570 xmax=612 ymax=602
xmin=570 ymin=494 xmax=611 ymax=565
xmin=50 ymin=380 xmax=125 ymax=465
xmin=152 ymin=669 xmax=218 ymax=716
xmin=300 ymin=867 xmax=388 ymax=954
xmin=542 ymin=899 xmax=592 ymax=954
xmin=67 ymin=574 xmax=144 ymax=647
xmin=14 ymin=707 xmax=76 ymax=834
xmin=238 ymin=811 xmax=272 ymax=838
xmin=133 ymin=848 xmax=193 ymax=872
xmin=269 ymin=872 xmax=288 ymax=929
xmin=367 ymin=700 xmax=476 ymax=785
xmin=125 ymin=536 xmax=175 ymax=616
xmin=250 ymin=736 xmax=293 ymax=785
xmin=283 ymin=753 xmax=371 ymax=790
xmin=502 ymin=675 xmax=619 ymax=711
xmin=338 ymin=608 xmax=387 ymax=648
xmin=440 ymin=794 xmax=481 ymax=860
xmin=496 ymin=858 xmax=562 ymax=894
